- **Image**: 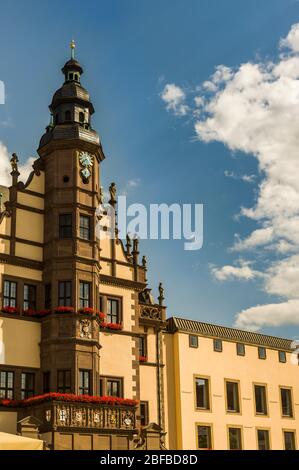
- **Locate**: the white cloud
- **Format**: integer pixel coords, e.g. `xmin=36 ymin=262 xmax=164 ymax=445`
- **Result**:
xmin=210 ymin=260 xmax=262 ymax=282
xmin=280 ymin=23 xmax=299 ymax=52
xmin=235 ymin=299 xmax=299 ymax=331
xmin=120 ymin=178 xmax=141 ymax=196
xmin=161 ymin=84 xmax=189 ymax=116
xmin=0 ymin=141 xmax=34 ymax=187
xmin=161 ymin=23 xmax=299 ymax=331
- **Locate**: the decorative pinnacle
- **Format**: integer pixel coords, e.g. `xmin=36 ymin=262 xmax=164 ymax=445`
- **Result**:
xmin=70 ymin=39 xmax=76 ymax=59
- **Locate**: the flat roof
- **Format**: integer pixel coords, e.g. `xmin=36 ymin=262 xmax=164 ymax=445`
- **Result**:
xmin=167 ymin=316 xmax=294 ymax=351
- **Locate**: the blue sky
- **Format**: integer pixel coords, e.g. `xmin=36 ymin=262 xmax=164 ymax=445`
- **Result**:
xmin=1 ymin=0 xmax=299 ymax=338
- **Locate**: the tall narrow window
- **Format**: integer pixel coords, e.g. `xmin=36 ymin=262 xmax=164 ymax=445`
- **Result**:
xmin=213 ymin=339 xmax=222 ymax=352
xmin=107 ymin=378 xmax=122 ymax=397
xmin=281 ymin=388 xmax=293 ymax=417
xmin=21 ymin=372 xmax=35 ymax=399
xmin=257 ymin=429 xmax=270 ymax=450
xmin=59 ymin=214 xmax=72 ymax=239
xmin=57 ymin=370 xmax=71 ymax=393
xmin=258 ymin=347 xmax=266 ymax=360
xmin=226 ymin=381 xmax=240 ymax=413
xmin=197 ymin=425 xmax=212 ymax=449
xmin=195 ymin=377 xmax=210 ymax=410
xmin=107 ymin=298 xmax=120 ymax=323
xmin=58 ymin=281 xmax=72 ymax=306
xmin=45 ymin=283 xmax=52 ymax=310
xmin=80 ymin=215 xmax=91 ymax=240
xmin=236 ymin=343 xmax=245 ymax=356
xmin=23 ymin=284 xmax=36 ymax=311
xmin=79 ymin=370 xmax=91 ymax=395
xmin=3 ymin=280 xmax=17 ymax=307
xmin=279 ymin=351 xmax=286 ymax=363
xmin=228 ymin=427 xmax=242 ymax=450
xmin=79 ymin=112 xmax=84 ymax=123
xmin=79 ymin=282 xmax=90 ymax=309
xmin=254 ymin=385 xmax=268 ymax=415
xmin=139 ymin=336 xmax=147 ymax=358
xmin=284 ymin=431 xmax=296 ymax=450
xmin=65 ymin=110 xmax=71 ymax=121
xmin=189 ymin=335 xmax=198 ymax=348
xmin=43 ymin=372 xmax=50 ymax=394
xmin=140 ymin=401 xmax=149 ymax=426
xmin=0 ymin=371 xmax=14 ymax=399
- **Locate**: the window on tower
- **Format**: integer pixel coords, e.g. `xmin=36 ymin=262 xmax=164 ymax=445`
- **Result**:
xmin=80 ymin=215 xmax=91 ymax=240
xmin=58 ymin=281 xmax=72 ymax=307
xmin=23 ymin=284 xmax=36 ymax=311
xmin=79 ymin=112 xmax=84 ymax=124
xmin=65 ymin=110 xmax=71 ymax=122
xmin=3 ymin=280 xmax=17 ymax=308
xmin=59 ymin=213 xmax=72 ymax=239
xmin=79 ymin=281 xmax=90 ymax=309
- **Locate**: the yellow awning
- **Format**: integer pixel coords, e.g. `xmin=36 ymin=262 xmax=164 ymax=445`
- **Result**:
xmin=0 ymin=432 xmax=43 ymax=450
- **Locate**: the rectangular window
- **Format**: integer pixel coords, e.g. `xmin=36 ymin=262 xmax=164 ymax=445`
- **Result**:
xmin=284 ymin=431 xmax=296 ymax=450
xmin=57 ymin=370 xmax=71 ymax=393
xmin=197 ymin=425 xmax=212 ymax=449
xmin=213 ymin=338 xmax=222 ymax=352
xmin=79 ymin=282 xmax=90 ymax=309
xmin=257 ymin=429 xmax=270 ymax=450
xmin=139 ymin=336 xmax=147 ymax=358
xmin=79 ymin=370 xmax=91 ymax=395
xmin=45 ymin=283 xmax=52 ymax=310
xmin=80 ymin=215 xmax=91 ymax=240
xmin=21 ymin=372 xmax=35 ymax=399
xmin=236 ymin=343 xmax=245 ymax=356
xmin=140 ymin=401 xmax=149 ymax=427
xmin=23 ymin=284 xmax=36 ymax=311
xmin=3 ymin=280 xmax=17 ymax=308
xmin=43 ymin=372 xmax=50 ymax=394
xmin=107 ymin=298 xmax=120 ymax=323
xmin=58 ymin=281 xmax=72 ymax=307
xmin=279 ymin=351 xmax=286 ymax=363
xmin=59 ymin=213 xmax=72 ymax=239
xmin=100 ymin=376 xmax=123 ymax=398
xmin=228 ymin=427 xmax=242 ymax=450
xmin=195 ymin=377 xmax=210 ymax=410
xmin=189 ymin=335 xmax=198 ymax=348
xmin=107 ymin=379 xmax=122 ymax=397
xmin=258 ymin=347 xmax=266 ymax=359
xmin=226 ymin=381 xmax=240 ymax=413
xmin=0 ymin=371 xmax=14 ymax=399
xmin=254 ymin=385 xmax=268 ymax=415
xmin=281 ymin=388 xmax=293 ymax=417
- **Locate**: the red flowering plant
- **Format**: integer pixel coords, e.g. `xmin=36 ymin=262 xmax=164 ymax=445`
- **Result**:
xmin=23 ymin=309 xmax=51 ymax=318
xmin=54 ymin=306 xmax=74 ymax=314
xmin=1 ymin=306 xmax=19 ymax=315
xmin=101 ymin=322 xmax=123 ymax=331
xmin=139 ymin=356 xmax=147 ymax=363
xmin=0 ymin=393 xmax=138 ymax=408
xmin=78 ymin=308 xmax=106 ymax=322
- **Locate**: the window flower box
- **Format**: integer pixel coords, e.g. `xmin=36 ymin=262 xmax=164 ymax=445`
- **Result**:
xmin=139 ymin=355 xmax=147 ymax=363
xmin=1 ymin=306 xmax=19 ymax=315
xmin=0 ymin=392 xmax=138 ymax=408
xmin=54 ymin=306 xmax=75 ymax=314
xmin=23 ymin=309 xmax=51 ymax=318
xmin=101 ymin=322 xmax=123 ymax=331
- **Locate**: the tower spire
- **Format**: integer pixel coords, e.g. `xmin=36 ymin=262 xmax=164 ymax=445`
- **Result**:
xmin=70 ymin=39 xmax=76 ymax=59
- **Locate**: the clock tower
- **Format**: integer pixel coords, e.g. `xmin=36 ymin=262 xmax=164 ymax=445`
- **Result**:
xmin=37 ymin=42 xmax=105 ymax=395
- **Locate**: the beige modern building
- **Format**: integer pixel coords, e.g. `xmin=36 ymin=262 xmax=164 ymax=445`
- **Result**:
xmin=0 ymin=47 xmax=298 ymax=450
xmin=165 ymin=317 xmax=299 ymax=450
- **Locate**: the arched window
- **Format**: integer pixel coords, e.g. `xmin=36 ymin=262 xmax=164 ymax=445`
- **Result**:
xmin=68 ymin=73 xmax=74 ymax=81
xmin=79 ymin=112 xmax=84 ymax=124
xmin=74 ymin=74 xmax=79 ymax=81
xmin=54 ymin=113 xmax=59 ymax=125
xmin=65 ymin=110 xmax=71 ymax=122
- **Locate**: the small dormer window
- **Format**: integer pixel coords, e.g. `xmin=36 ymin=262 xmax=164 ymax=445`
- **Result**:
xmin=79 ymin=112 xmax=84 ymax=124
xmin=65 ymin=110 xmax=71 ymax=122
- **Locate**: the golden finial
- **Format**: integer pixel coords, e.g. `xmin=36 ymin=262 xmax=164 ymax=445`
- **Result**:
xmin=70 ymin=39 xmax=76 ymax=59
